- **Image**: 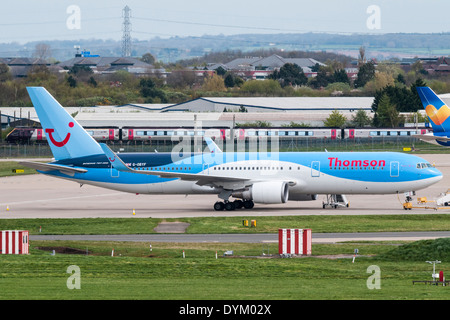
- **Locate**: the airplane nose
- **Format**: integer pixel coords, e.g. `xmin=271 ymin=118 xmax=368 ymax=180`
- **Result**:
xmin=432 ymin=168 xmax=443 ymax=181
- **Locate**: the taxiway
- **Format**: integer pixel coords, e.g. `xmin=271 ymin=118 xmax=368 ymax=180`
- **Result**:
xmin=1 ymin=154 xmax=450 ymax=219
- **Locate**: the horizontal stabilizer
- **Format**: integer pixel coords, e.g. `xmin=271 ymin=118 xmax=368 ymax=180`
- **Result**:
xmin=18 ymin=161 xmax=87 ymax=177
xmin=412 ymin=133 xmax=450 ymax=142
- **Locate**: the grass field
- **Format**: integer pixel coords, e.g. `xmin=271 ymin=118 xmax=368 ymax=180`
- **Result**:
xmin=1 ymin=240 xmax=449 ymax=300
xmin=1 ymin=214 xmax=450 ymax=235
xmin=0 ymin=216 xmax=449 ymax=300
xmin=1 ymin=158 xmax=450 ymax=301
xmin=0 ymin=161 xmax=38 ymax=177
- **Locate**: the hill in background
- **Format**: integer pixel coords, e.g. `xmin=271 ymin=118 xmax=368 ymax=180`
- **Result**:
xmin=1 ymin=32 xmax=449 ymax=63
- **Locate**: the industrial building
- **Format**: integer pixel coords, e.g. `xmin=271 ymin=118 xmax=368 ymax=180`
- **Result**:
xmin=3 ymin=94 xmax=448 ymax=129
xmin=1 ymin=96 xmax=375 ymax=128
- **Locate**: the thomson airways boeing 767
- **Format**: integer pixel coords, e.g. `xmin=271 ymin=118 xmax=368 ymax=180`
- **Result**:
xmin=20 ymin=87 xmax=442 ymax=211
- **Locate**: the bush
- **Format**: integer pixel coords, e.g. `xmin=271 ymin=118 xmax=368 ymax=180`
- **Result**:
xmin=240 ymin=80 xmax=282 ymax=96
xmin=381 ymin=238 xmax=450 ymax=262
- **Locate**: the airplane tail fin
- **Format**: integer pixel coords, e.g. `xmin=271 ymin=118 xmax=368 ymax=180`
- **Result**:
xmin=416 ymin=86 xmax=450 ymax=133
xmin=27 ymin=87 xmax=103 ymax=160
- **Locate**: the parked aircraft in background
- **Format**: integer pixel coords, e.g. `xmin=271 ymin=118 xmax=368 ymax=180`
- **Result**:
xmin=416 ymin=86 xmax=450 ymax=147
xmin=20 ymin=87 xmax=443 ymax=211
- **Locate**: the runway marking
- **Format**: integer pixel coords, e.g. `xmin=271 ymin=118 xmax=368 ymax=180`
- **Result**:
xmin=0 ymin=192 xmax=122 ymax=206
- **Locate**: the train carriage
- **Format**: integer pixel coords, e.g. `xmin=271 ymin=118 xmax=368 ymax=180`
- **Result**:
xmin=7 ymin=126 xmax=431 ymax=144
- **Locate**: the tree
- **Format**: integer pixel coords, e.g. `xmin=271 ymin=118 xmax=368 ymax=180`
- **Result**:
xmin=269 ymin=63 xmax=307 ymax=87
xmin=240 ymin=80 xmax=282 ymax=95
xmin=139 ymin=77 xmax=167 ymax=103
xmin=375 ymin=93 xmax=400 ymax=128
xmin=309 ymin=69 xmax=331 ymax=89
xmin=409 ymin=78 xmax=428 ymax=110
xmin=224 ymin=73 xmax=235 ymax=88
xmin=358 ymin=46 xmax=366 ymax=65
xmin=33 ymin=43 xmax=51 ymax=60
xmin=354 ymin=61 xmax=375 ymax=88
xmin=363 ymin=72 xmax=395 ymax=93
xmin=167 ymin=69 xmax=197 ymax=89
xmin=372 ymin=79 xmax=426 ymax=114
xmin=350 ymin=109 xmax=372 ymax=127
xmin=323 ymin=110 xmax=347 ymax=128
xmin=88 ymin=76 xmax=97 ymax=87
xmin=201 ymin=74 xmax=226 ymax=92
xmin=311 ymin=63 xmax=321 ymax=72
xmin=0 ymin=63 xmax=12 ymax=82
xmin=332 ymin=69 xmax=350 ymax=84
xmin=215 ymin=66 xmax=227 ymax=76
xmin=396 ymin=73 xmax=406 ymax=85
xmin=141 ymin=53 xmax=156 ymax=65
xmin=67 ymin=75 xmax=77 ymax=88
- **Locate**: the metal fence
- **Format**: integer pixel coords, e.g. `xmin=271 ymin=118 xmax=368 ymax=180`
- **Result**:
xmin=0 ymin=137 xmax=444 ymax=159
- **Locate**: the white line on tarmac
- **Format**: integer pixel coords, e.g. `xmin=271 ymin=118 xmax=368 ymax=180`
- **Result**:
xmin=0 ymin=192 xmax=121 ymax=206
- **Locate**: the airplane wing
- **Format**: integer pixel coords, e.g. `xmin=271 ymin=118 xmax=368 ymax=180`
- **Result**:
xmin=18 ymin=161 xmax=88 ymax=177
xmin=412 ymin=133 xmax=450 ymax=142
xmin=99 ymin=143 xmax=252 ymax=188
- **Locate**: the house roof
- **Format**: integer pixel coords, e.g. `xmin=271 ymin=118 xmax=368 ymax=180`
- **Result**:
xmin=58 ymin=56 xmax=152 ymax=69
xmin=0 ymin=57 xmax=49 ymax=66
xmin=224 ymin=57 xmax=262 ymax=70
xmin=224 ymin=54 xmax=325 ymax=71
xmin=0 ymin=57 xmax=50 ymax=77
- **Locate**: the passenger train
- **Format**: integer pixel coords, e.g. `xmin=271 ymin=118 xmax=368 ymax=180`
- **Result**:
xmin=5 ymin=126 xmax=430 ymax=144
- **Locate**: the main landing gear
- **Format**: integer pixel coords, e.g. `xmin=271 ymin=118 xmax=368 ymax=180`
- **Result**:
xmin=213 ymin=199 xmax=254 ymax=211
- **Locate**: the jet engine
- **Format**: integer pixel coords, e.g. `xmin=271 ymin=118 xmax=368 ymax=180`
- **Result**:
xmin=233 ymin=181 xmax=289 ymax=204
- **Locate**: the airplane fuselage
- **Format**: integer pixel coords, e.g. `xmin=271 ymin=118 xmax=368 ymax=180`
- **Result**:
xmin=46 ymin=151 xmax=442 ymax=198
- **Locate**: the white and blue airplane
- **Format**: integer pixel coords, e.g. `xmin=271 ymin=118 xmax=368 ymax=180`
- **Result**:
xmin=416 ymin=86 xmax=450 ymax=147
xmin=20 ymin=87 xmax=443 ymax=211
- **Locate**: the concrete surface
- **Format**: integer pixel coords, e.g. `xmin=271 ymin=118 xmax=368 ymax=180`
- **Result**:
xmin=1 ymin=154 xmax=450 ymax=219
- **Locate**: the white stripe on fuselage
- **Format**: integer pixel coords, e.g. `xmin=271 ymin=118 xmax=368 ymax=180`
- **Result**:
xmin=47 ymin=159 xmax=440 ymax=198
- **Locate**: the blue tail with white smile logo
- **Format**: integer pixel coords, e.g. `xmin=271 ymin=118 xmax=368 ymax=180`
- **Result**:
xmin=27 ymin=87 xmax=103 ymax=160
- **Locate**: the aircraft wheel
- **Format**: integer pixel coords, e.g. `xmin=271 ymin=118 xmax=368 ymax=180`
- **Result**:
xmin=243 ymin=200 xmax=254 ymax=209
xmin=214 ymin=201 xmax=224 ymax=211
xmin=233 ymin=200 xmax=243 ymax=209
xmin=224 ymin=202 xmax=236 ymax=211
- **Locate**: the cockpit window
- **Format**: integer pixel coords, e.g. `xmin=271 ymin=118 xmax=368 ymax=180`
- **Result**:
xmin=417 ymin=162 xmax=433 ymax=169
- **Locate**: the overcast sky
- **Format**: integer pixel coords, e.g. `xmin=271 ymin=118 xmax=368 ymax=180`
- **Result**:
xmin=1 ymin=0 xmax=449 ymax=43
